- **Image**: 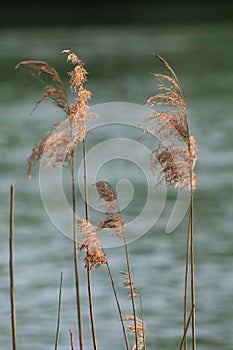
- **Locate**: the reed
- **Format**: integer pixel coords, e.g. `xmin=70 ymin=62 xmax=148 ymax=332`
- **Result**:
xmin=106 ymin=262 xmax=130 ymax=350
xmin=83 ymin=139 xmax=98 ymax=350
xmin=14 ymin=50 xmax=198 ymax=350
xmin=69 ymin=328 xmax=75 ymax=350
xmin=15 ymin=49 xmax=95 ymax=349
xmin=77 ymin=213 xmax=131 ymax=350
xmin=9 ymin=184 xmax=17 ymax=350
xmin=54 ymin=272 xmax=63 ymax=350
xmin=93 ymin=180 xmax=146 ymax=350
xmin=139 ymin=53 xmax=197 ymax=349
xmin=71 ymin=148 xmax=84 ymax=350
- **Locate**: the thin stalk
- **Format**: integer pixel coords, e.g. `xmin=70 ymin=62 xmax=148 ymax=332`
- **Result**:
xmin=10 ymin=184 xmax=17 ymax=350
xmin=83 ymin=139 xmax=89 ymax=220
xmin=190 ymin=194 xmax=196 ymax=350
xmin=55 ymin=272 xmax=63 ymax=350
xmin=123 ymin=235 xmax=138 ymax=350
xmin=71 ymin=151 xmax=84 ymax=350
xmin=106 ymin=261 xmax=130 ymax=350
xmin=83 ymin=139 xmax=98 ymax=350
xmin=183 ymin=203 xmax=191 ymax=350
xmin=86 ymin=263 xmax=97 ymax=350
xmin=180 ymin=305 xmax=194 ymax=350
xmin=139 ymin=293 xmax=146 ymax=350
xmin=69 ymin=329 xmax=75 ymax=350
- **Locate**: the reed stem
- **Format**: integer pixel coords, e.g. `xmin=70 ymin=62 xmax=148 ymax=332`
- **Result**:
xmin=71 ymin=151 xmax=84 ymax=350
xmin=183 ymin=203 xmax=191 ymax=350
xmin=83 ymin=139 xmax=89 ymax=220
xmin=123 ymin=236 xmax=138 ymax=350
xmin=106 ymin=261 xmax=130 ymax=350
xmin=69 ymin=328 xmax=75 ymax=350
xmin=10 ymin=184 xmax=17 ymax=350
xmin=190 ymin=194 xmax=196 ymax=350
xmin=55 ymin=272 xmax=63 ymax=350
xmin=180 ymin=305 xmax=194 ymax=350
xmin=139 ymin=293 xmax=146 ymax=350
xmin=83 ymin=139 xmax=98 ymax=350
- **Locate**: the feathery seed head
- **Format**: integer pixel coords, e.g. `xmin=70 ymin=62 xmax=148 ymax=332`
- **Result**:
xmin=84 ymin=248 xmax=107 ymax=270
xmin=123 ymin=315 xmax=145 ymax=350
xmin=78 ymin=219 xmax=107 ymax=270
xmin=92 ymin=181 xmax=117 ymax=201
xmin=92 ymin=181 xmax=126 ymax=237
xmin=140 ymin=54 xmax=197 ymax=191
xmin=17 ymin=50 xmax=93 ymax=179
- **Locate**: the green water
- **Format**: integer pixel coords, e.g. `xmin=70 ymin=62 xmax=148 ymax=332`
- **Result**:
xmin=0 ymin=23 xmax=233 ymax=349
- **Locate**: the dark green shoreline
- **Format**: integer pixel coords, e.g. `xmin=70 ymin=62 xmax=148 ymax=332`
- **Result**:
xmin=1 ymin=1 xmax=233 ymax=28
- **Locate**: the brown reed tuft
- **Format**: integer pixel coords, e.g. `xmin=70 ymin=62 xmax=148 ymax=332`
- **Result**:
xmin=123 ymin=315 xmax=145 ymax=350
xmin=121 ymin=271 xmax=140 ymax=299
xmin=92 ymin=181 xmax=125 ymax=237
xmin=121 ymin=271 xmax=146 ymax=350
xmin=16 ymin=50 xmax=93 ymax=179
xmin=78 ymin=218 xmax=107 ymax=270
xmin=139 ymin=54 xmax=197 ymax=192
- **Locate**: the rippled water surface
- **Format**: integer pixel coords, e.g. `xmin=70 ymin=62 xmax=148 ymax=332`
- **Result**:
xmin=1 ymin=24 xmax=233 ymax=349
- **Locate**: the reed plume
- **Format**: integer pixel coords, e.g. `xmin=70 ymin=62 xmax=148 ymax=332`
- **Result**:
xmin=139 ymin=54 xmax=197 ymax=350
xmin=77 ymin=214 xmax=130 ymax=350
xmin=121 ymin=271 xmax=146 ymax=350
xmin=123 ymin=315 xmax=145 ymax=350
xmin=139 ymin=54 xmax=197 ymax=192
xmin=78 ymin=218 xmax=107 ymax=270
xmin=93 ymin=181 xmax=146 ymax=350
xmin=63 ymin=51 xmax=98 ymax=350
xmin=16 ymin=49 xmax=94 ymax=350
xmin=16 ymin=50 xmax=92 ymax=179
xmin=94 ymin=181 xmax=125 ymax=237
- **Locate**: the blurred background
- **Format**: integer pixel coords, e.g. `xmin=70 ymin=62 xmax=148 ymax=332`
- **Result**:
xmin=1 ymin=1 xmax=233 ymax=349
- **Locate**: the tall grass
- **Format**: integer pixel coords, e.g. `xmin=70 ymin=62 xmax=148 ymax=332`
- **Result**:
xmin=12 ymin=50 xmax=197 ymax=349
xmin=139 ymin=54 xmax=197 ymax=349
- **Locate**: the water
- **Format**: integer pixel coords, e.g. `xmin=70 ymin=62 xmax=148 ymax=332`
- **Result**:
xmin=1 ymin=23 xmax=233 ymax=349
